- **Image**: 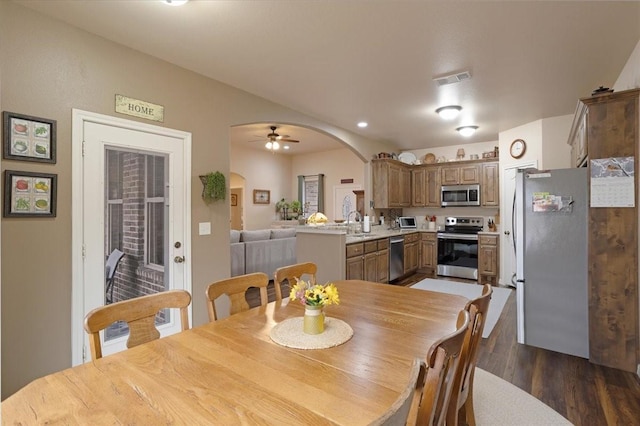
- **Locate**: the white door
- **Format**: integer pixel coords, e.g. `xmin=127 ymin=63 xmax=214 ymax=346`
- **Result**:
xmin=500 ymin=161 xmax=536 ymax=288
xmin=72 ymin=110 xmax=191 ymax=365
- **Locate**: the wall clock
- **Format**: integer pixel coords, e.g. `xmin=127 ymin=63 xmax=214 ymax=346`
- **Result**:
xmin=510 ymin=139 xmax=527 ymax=159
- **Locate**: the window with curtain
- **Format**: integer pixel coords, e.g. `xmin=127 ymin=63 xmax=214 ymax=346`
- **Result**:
xmin=298 ymin=174 xmax=324 ymax=216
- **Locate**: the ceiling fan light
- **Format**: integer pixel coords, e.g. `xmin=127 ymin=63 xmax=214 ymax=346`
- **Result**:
xmin=163 ymin=0 xmax=189 ymax=6
xmin=284 ymin=145 xmax=290 ymax=150
xmin=265 ymin=142 xmax=273 ymax=149
xmin=456 ymin=125 xmax=478 ymax=137
xmin=272 ymin=141 xmax=280 ymax=150
xmin=436 ymin=105 xmax=462 ymax=120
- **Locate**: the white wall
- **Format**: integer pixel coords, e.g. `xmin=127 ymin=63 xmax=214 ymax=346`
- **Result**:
xmin=541 ymin=114 xmax=573 ymax=170
xmin=230 ymin=144 xmax=292 ymax=229
xmin=614 ymin=39 xmax=640 ymax=91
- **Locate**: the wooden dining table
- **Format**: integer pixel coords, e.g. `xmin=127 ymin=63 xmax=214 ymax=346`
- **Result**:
xmin=2 ymin=280 xmax=468 ymax=425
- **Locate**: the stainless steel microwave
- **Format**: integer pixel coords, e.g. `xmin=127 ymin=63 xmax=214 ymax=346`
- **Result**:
xmin=441 ymin=184 xmax=480 ymax=207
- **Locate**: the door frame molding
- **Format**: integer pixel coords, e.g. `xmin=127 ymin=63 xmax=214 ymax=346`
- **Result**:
xmin=71 ymin=109 xmax=192 ymax=366
xmin=499 ymin=160 xmax=537 ymax=287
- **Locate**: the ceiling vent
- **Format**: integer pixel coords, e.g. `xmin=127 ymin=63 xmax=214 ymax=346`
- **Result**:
xmin=433 ymin=71 xmax=472 ymax=87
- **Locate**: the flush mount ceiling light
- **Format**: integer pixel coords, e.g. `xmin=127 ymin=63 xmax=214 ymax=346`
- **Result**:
xmin=456 ymin=125 xmax=478 ymax=137
xmin=163 ymin=0 xmax=189 ymax=6
xmin=435 ymin=105 xmax=462 ymax=120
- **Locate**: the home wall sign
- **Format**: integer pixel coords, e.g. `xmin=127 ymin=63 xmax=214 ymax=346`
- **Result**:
xmin=115 ymin=95 xmax=164 ymax=122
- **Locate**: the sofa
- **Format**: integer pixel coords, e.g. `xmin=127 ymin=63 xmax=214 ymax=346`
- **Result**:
xmin=230 ymin=228 xmax=297 ymax=277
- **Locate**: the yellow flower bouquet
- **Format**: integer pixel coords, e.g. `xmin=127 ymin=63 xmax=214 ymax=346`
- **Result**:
xmin=289 ymin=278 xmax=340 ymax=307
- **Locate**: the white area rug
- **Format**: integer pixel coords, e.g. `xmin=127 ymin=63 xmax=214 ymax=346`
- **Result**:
xmin=410 ymin=278 xmax=511 ymax=338
xmin=474 ymin=368 xmax=572 ymax=425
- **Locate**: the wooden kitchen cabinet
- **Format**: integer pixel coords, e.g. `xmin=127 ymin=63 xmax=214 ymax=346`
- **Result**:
xmin=440 ymin=164 xmax=480 ymax=185
xmin=372 ymin=159 xmax=411 ymax=208
xmin=376 ymin=238 xmax=389 ymax=283
xmin=478 ymin=234 xmax=499 ymax=286
xmin=581 ymin=88 xmax=639 ymax=373
xmin=568 ymin=101 xmax=588 ymax=168
xmin=419 ymin=232 xmax=437 ymax=278
xmin=346 ymin=238 xmax=389 ymax=283
xmin=345 ymin=242 xmax=364 ymax=280
xmin=481 ymin=161 xmax=499 ymax=207
xmin=403 ymin=233 xmax=419 ymax=275
xmin=412 ymin=165 xmax=440 ymax=207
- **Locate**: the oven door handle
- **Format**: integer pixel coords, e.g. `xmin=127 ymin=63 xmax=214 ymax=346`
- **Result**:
xmin=437 ymin=233 xmax=478 ymax=241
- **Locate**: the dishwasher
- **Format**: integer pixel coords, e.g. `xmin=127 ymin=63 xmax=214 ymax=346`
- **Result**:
xmin=389 ymin=237 xmax=404 ymax=282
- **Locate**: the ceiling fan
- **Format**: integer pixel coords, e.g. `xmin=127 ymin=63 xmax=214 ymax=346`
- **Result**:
xmin=250 ymin=126 xmax=299 ymax=151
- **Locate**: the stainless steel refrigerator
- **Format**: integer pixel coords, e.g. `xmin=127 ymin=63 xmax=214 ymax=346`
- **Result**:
xmin=514 ymin=167 xmax=589 ymax=358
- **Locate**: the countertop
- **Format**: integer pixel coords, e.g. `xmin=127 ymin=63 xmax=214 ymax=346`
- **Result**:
xmin=295 ymin=223 xmax=500 ymax=243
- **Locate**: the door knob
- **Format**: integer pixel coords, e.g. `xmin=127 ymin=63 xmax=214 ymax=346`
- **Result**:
xmin=504 ymin=230 xmax=511 ymax=235
xmin=174 ymin=256 xmax=185 ymax=263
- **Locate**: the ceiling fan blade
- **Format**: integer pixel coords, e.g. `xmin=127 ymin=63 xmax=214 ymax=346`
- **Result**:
xmin=279 ymin=138 xmax=299 ymax=143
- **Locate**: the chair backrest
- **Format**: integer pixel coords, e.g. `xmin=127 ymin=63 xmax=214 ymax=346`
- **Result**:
xmin=414 ymin=310 xmax=470 ymax=426
xmin=370 ymin=358 xmax=423 ymax=426
xmin=105 ymin=249 xmax=125 ymax=281
xmin=84 ymin=289 xmax=192 ymax=360
xmin=205 ymin=272 xmax=269 ymax=321
xmin=274 ymin=262 xmax=317 ymax=301
xmin=446 ymin=284 xmax=493 ymax=426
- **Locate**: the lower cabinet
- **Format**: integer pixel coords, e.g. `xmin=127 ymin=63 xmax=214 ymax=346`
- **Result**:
xmin=346 ymin=238 xmax=389 ymax=283
xmin=478 ymin=234 xmax=499 ymax=286
xmin=419 ymin=232 xmax=437 ymax=278
xmin=403 ymin=233 xmax=419 ymax=275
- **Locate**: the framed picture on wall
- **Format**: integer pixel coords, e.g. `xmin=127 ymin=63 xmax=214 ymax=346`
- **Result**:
xmin=231 ymin=193 xmax=238 ymax=206
xmin=3 ymin=111 xmax=57 ymax=163
xmin=3 ymin=170 xmax=57 ymax=217
xmin=253 ymin=189 xmax=270 ymax=204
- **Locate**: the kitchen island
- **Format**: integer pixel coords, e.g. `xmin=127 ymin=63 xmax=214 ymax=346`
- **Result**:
xmin=296 ymin=224 xmax=436 ymax=284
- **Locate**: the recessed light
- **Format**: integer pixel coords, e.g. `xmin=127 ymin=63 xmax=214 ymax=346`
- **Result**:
xmin=163 ymin=0 xmax=189 ymax=6
xmin=357 ymin=122 xmax=368 ymax=128
xmin=435 ymin=105 xmax=462 ymax=120
xmin=456 ymin=126 xmax=478 ymax=137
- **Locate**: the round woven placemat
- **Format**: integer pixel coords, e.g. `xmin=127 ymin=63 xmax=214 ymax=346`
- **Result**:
xmin=270 ymin=317 xmax=354 ymax=350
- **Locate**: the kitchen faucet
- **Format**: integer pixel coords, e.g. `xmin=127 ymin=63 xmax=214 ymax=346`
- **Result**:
xmin=346 ymin=210 xmax=363 ymax=234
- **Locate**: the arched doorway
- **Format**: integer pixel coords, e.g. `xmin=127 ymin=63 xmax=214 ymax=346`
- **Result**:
xmin=230 ymin=172 xmax=245 ymax=230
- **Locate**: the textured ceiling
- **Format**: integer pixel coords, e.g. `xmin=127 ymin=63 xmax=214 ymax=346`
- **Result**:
xmin=14 ymin=0 xmax=640 ymax=155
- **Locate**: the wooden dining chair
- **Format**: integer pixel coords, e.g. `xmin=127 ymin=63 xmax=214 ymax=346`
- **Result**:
xmin=84 ymin=289 xmax=191 ymax=360
xmin=370 ymin=358 xmax=423 ymax=426
xmin=411 ymin=310 xmax=470 ymax=426
xmin=446 ymin=284 xmax=493 ymax=426
xmin=274 ymin=262 xmax=317 ymax=301
xmin=205 ymin=272 xmax=269 ymax=321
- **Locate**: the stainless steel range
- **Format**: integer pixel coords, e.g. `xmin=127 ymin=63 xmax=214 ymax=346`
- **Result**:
xmin=437 ymin=216 xmax=483 ymax=280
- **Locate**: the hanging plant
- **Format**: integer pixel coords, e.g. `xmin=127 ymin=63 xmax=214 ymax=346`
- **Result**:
xmin=199 ymin=172 xmax=226 ymax=204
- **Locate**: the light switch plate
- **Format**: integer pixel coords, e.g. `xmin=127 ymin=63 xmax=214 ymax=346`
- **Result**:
xmin=199 ymin=222 xmax=211 ymax=235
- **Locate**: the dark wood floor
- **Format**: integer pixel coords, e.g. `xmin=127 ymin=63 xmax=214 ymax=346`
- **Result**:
xmin=250 ymin=275 xmax=640 ymax=425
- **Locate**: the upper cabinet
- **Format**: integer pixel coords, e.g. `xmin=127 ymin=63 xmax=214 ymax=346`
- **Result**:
xmin=481 ymin=162 xmax=499 ymax=207
xmin=411 ymin=165 xmax=440 ymax=207
xmin=440 ymin=164 xmax=480 ymax=185
xmin=567 ymin=101 xmax=589 ymax=168
xmin=373 ymin=158 xmax=499 ymax=209
xmin=372 ymin=159 xmax=411 ymax=208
